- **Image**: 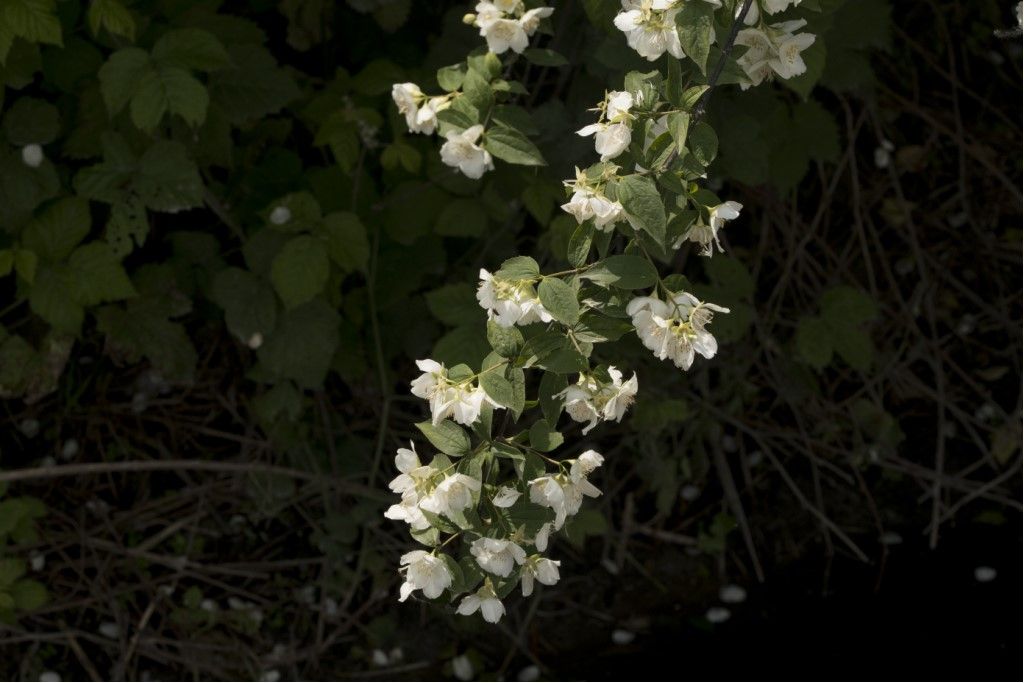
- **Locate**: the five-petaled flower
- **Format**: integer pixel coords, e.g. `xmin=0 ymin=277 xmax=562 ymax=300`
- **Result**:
xmin=627 ymin=292 xmax=730 ymax=370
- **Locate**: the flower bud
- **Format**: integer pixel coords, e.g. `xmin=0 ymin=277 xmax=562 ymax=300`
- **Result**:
xmin=21 ymin=143 xmax=44 ymax=168
xmin=462 ymin=12 xmax=476 ymax=24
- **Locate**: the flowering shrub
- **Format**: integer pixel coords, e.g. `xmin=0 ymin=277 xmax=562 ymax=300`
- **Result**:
xmin=381 ymin=0 xmax=827 ymax=623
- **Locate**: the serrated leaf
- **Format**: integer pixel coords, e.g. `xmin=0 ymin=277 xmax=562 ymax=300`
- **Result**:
xmin=152 ymin=28 xmax=230 ymax=72
xmin=271 ymin=235 xmax=330 ymax=309
xmin=584 ymin=254 xmax=658 ymax=289
xmin=209 ymin=45 xmax=300 ymax=124
xmin=68 ymin=242 xmax=136 ymax=305
xmin=676 ymin=1 xmax=714 ymax=73
xmin=688 ymin=121 xmax=718 ymax=166
xmin=211 ymin=267 xmax=277 ymax=343
xmin=538 ymin=277 xmax=579 ymax=325
xmin=29 ymin=267 xmax=83 ymax=333
xmin=495 ymin=255 xmax=540 ymax=281
xmin=821 ymin=286 xmax=877 ymax=325
xmin=416 ymin=420 xmax=471 ymax=457
xmin=427 ymin=284 xmax=482 ymax=327
xmin=130 ymin=65 xmax=209 ymax=130
xmin=21 ymin=196 xmax=90 ymax=263
xmin=88 ymin=0 xmax=135 ymax=40
xmin=98 ymin=47 xmax=150 ymax=116
xmin=795 ymin=316 xmax=833 ymax=369
xmin=2 ymin=97 xmax=58 ymax=145
xmin=323 ymin=211 xmax=369 ymax=273
xmin=256 ymin=298 xmax=339 ymax=389
xmin=486 ymin=319 xmax=523 ymax=358
xmin=135 ymin=141 xmax=204 ymax=212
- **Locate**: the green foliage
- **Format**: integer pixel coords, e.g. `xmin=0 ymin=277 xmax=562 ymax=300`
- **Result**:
xmin=795 ymin=286 xmax=878 ymax=371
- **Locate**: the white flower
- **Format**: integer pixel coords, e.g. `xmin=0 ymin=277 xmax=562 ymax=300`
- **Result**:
xmin=492 ymin=486 xmax=522 ymax=508
xmin=769 ymin=31 xmax=816 ymax=79
xmin=570 ymin=449 xmax=604 ymax=482
xmin=410 ymin=359 xmax=495 ymax=426
xmin=560 ymin=169 xmax=627 ymax=231
xmin=476 ymin=269 xmax=553 ymax=327
xmin=440 ymin=125 xmax=494 ymax=179
xmin=529 ymin=471 xmax=601 ymax=530
xmin=675 ymin=201 xmax=742 ymax=255
xmin=398 ymin=550 xmax=453 ymax=601
xmin=735 ymin=29 xmax=774 ymax=89
xmin=480 ymin=17 xmax=529 ymax=53
xmin=470 ymin=537 xmax=527 ymax=577
xmin=520 ymin=556 xmax=560 ymax=596
xmin=411 ymin=96 xmax=450 ymax=135
xmin=452 ymin=654 xmax=475 ymax=681
xmin=269 ymin=205 xmax=291 ymax=225
xmin=457 ymin=583 xmax=506 ymax=623
xmin=557 ymin=369 xmax=638 ymax=434
xmin=419 ymin=473 xmax=481 ymax=519
xmin=384 ymin=493 xmax=431 ymax=530
xmin=519 ymin=6 xmax=554 ymax=34
xmin=533 ymin=522 xmax=552 ymax=551
xmin=762 ymin=0 xmax=801 ymax=13
xmin=392 ymin=82 xmax=424 ymax=132
xmin=627 ymin=292 xmax=729 ymax=370
xmin=474 ymin=1 xmax=505 ymax=28
xmin=576 ymin=91 xmax=634 ymax=161
xmin=613 ymin=1 xmax=686 ymax=61
xmin=21 ymin=143 xmax=44 ymax=168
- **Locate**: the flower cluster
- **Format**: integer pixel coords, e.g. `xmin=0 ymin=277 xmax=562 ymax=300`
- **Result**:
xmin=385 ymin=442 xmax=482 ymax=530
xmin=614 ymin=0 xmax=721 ymax=61
xmin=558 ymin=367 xmax=639 ymax=434
xmin=470 ymin=1 xmax=554 ymax=54
xmin=627 ymin=292 xmax=729 ymax=370
xmin=411 ymin=359 xmax=497 ymax=426
xmin=529 ymin=450 xmax=605 ymax=529
xmin=736 ymin=18 xmax=817 ymax=88
xmin=476 ymin=269 xmax=553 ymax=327
xmin=391 ymin=83 xmax=451 ymax=135
xmin=560 ymin=167 xmax=627 ymax=232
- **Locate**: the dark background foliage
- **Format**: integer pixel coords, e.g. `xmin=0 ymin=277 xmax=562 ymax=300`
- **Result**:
xmin=0 ymin=0 xmax=1020 ymax=679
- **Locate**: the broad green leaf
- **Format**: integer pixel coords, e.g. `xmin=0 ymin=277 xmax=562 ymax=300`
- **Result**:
xmin=480 ymin=362 xmax=515 ymax=409
xmin=529 ymin=419 xmax=563 ymax=452
xmin=483 ymin=126 xmax=545 ymax=166
xmin=426 ymin=284 xmax=482 ymax=327
xmin=688 ymin=121 xmax=718 ymax=166
xmin=584 ymin=254 xmax=658 ymax=289
xmin=21 ymin=197 xmax=90 ymax=263
xmin=616 ymin=175 xmax=666 ymax=244
xmin=486 ymin=320 xmax=523 ymax=358
xmin=524 ymin=48 xmax=568 ymax=67
xmin=538 ymin=371 xmax=567 ymax=425
xmin=668 ymin=111 xmax=690 ymax=154
xmin=257 ymin=298 xmax=339 ymax=389
xmin=13 ymin=249 xmax=36 ymax=283
xmin=68 ymin=242 xmax=136 ymax=305
xmin=461 ymin=67 xmax=492 ymax=110
xmin=495 ymin=255 xmax=540 ymax=281
xmin=130 ymin=65 xmax=209 ymax=130
xmin=29 ymin=267 xmax=83 ymax=333
xmin=152 ymin=28 xmax=230 ymax=72
xmin=833 ymin=327 xmax=873 ymax=371
xmin=88 ymin=0 xmax=135 ymax=40
xmin=271 ymin=235 xmax=330 ymax=309
xmin=209 ymin=45 xmax=300 ymax=124
xmin=98 ymin=47 xmax=150 ymax=116
xmin=567 ymin=223 xmax=593 ymax=268
xmin=676 ymin=1 xmax=714 ymax=73
xmin=538 ymin=277 xmax=579 ymax=325
xmin=436 ymin=198 xmax=488 ymax=237
xmin=436 ymin=63 xmax=465 ymax=91
xmin=416 ymin=420 xmax=471 ymax=457
xmin=135 ymin=141 xmax=204 ymax=212
xmin=211 ymin=267 xmax=278 ymax=343
xmin=0 ymin=0 xmax=62 ymax=57
xmin=821 ymin=286 xmax=877 ymax=325
xmin=323 ymin=211 xmax=369 ymax=273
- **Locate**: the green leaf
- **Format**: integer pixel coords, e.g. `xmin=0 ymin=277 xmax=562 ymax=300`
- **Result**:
xmin=211 ymin=267 xmax=277 ymax=343
xmin=323 ymin=211 xmax=369 ymax=273
xmin=436 ymin=63 xmax=465 ymax=91
xmin=832 ymin=327 xmax=873 ymax=371
xmin=483 ymin=126 xmax=545 ymax=166
xmin=10 ymin=579 xmax=47 ymax=611
xmin=29 ymin=267 xmax=83 ymax=333
xmin=668 ymin=111 xmax=690 ymax=154
xmin=523 ymin=48 xmax=568 ymax=67
xmin=495 ymin=256 xmax=540 ymax=281
xmin=480 ymin=362 xmax=515 ymax=409
xmin=821 ymin=286 xmax=877 ymax=325
xmin=209 ymin=45 xmax=300 ymax=124
xmin=69 ymin=242 xmax=136 ymax=305
xmin=795 ymin=316 xmax=833 ymax=369
xmin=21 ymin=197 xmax=90 ymax=263
xmin=529 ymin=419 xmax=563 ymax=453
xmin=792 ymin=100 xmax=840 ymax=163
xmin=461 ymin=67 xmax=492 ymax=110
xmin=135 ymin=141 xmax=204 ymax=212
xmin=676 ymin=1 xmax=715 ymax=73
xmin=616 ymin=175 xmax=666 ymax=244
xmin=486 ymin=320 xmax=523 ymax=358
xmin=95 ymin=301 xmax=198 ymax=382
xmin=151 ymin=28 xmax=230 ymax=72
xmin=271 ymin=235 xmax=330 ymax=309
xmin=584 ymin=254 xmax=658 ymax=289
xmin=435 ymin=199 xmax=488 ymax=237
xmin=538 ymin=371 xmax=567 ymax=425
xmin=0 ymin=558 xmax=25 ymax=586
xmin=688 ymin=121 xmax=718 ymax=166
xmin=13 ymin=249 xmax=36 ymax=283
xmin=416 ymin=420 xmax=471 ymax=457
xmin=98 ymin=48 xmax=150 ymax=116
xmin=427 ymin=284 xmax=482 ymax=327
xmin=567 ymin=223 xmax=593 ymax=268
xmin=538 ymin=277 xmax=579 ymax=325
xmin=130 ymin=65 xmax=209 ymax=130
xmin=87 ymin=0 xmax=135 ymax=40
xmin=0 ymin=250 xmax=12 ymax=277
xmin=257 ymin=298 xmax=339 ymax=389
xmin=1 ymin=0 xmax=62 ymax=56
xmin=781 ymin=40 xmax=826 ymax=100
xmin=2 ymin=97 xmax=58 ymax=145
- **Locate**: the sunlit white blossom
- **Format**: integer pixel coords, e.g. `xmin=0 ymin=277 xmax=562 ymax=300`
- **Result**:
xmin=577 ymin=91 xmax=634 ymax=161
xmin=471 ymin=537 xmax=527 ymax=577
xmin=627 ymin=292 xmax=729 ymax=370
xmin=674 ymin=200 xmax=742 ymax=255
xmin=419 ymin=473 xmax=482 ymax=519
xmin=560 ymin=168 xmax=627 ymax=231
xmin=557 ymin=368 xmax=638 ymax=434
xmin=477 ymin=269 xmax=553 ymax=327
xmin=492 ymin=486 xmax=522 ymax=508
xmin=520 ymin=556 xmax=561 ymax=596
xmin=457 ymin=583 xmax=506 ymax=622
xmin=410 ymin=359 xmax=495 ymax=426
xmin=441 ymin=125 xmax=494 ymax=179
xmin=398 ymin=550 xmax=453 ymax=601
